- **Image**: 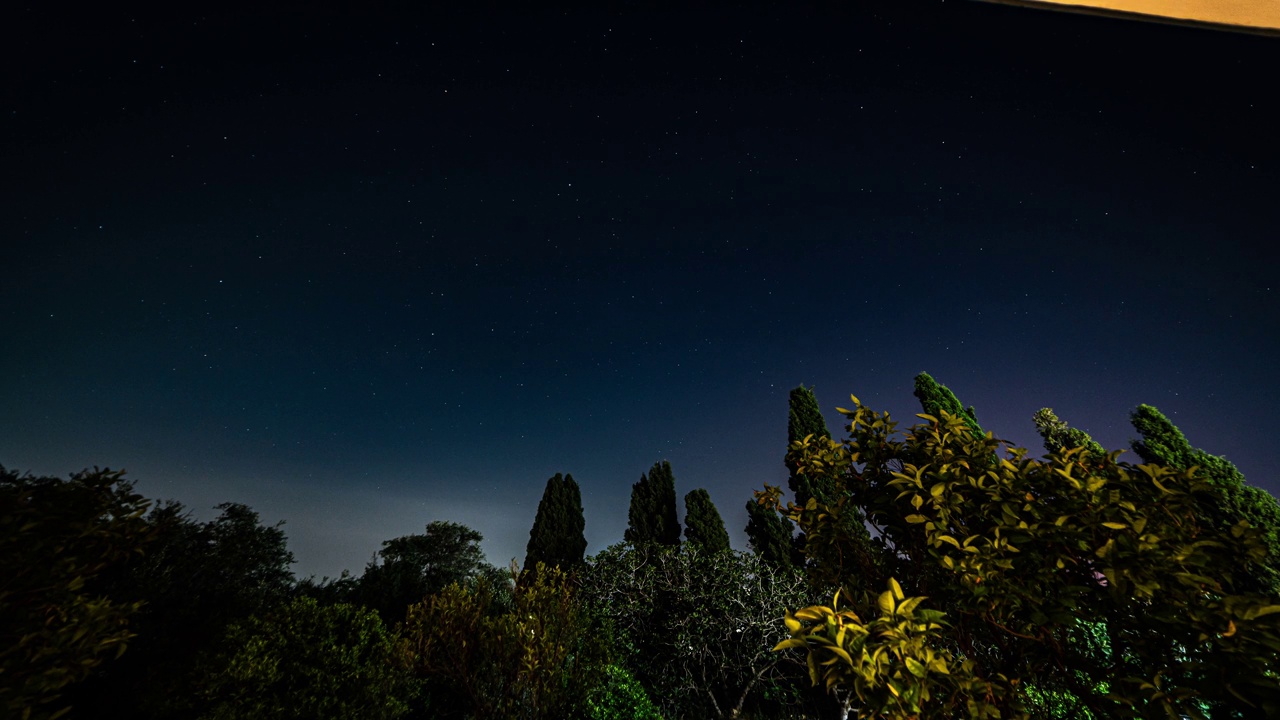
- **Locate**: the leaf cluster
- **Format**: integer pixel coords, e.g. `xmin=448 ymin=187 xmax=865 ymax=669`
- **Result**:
xmin=775 ymin=579 xmax=1010 ymax=719
xmin=0 ymin=466 xmax=153 ymax=720
xmin=402 ymin=562 xmax=606 ymax=720
xmin=767 ymin=395 xmax=1280 ymax=718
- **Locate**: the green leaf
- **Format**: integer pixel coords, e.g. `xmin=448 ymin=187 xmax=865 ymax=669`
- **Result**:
xmin=1246 ymin=605 xmax=1280 ymax=620
xmin=889 ymin=577 xmax=905 ymax=602
xmin=937 ymin=535 xmax=961 ymax=549
xmin=878 ymin=590 xmax=896 ymax=615
xmin=905 ymin=656 xmax=926 ymax=678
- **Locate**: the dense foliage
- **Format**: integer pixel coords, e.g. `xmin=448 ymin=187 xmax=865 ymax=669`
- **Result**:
xmin=524 ymin=473 xmax=588 ymax=572
xmin=912 ymin=371 xmax=983 ymax=438
xmin=625 ymin=460 xmax=681 ymax=547
xmin=402 ymin=563 xmax=606 ymax=719
xmin=195 ymin=597 xmax=416 ymax=720
xmin=353 ymin=520 xmax=494 ymax=625
xmin=761 ymin=393 xmax=1280 ymax=719
xmin=1129 ymin=404 xmax=1280 ymax=596
xmin=580 ymin=542 xmax=815 ymax=719
xmin=744 ymin=494 xmax=799 ymax=571
xmin=786 ymin=385 xmax=834 ymax=509
xmin=9 ymin=376 xmax=1280 ymax=720
xmin=0 ymin=466 xmax=152 ymax=720
xmin=682 ymin=488 xmax=731 ymax=553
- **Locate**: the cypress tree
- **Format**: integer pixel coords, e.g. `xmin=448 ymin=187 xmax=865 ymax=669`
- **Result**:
xmin=785 ymin=384 xmax=879 ymax=587
xmin=786 ymin=385 xmax=833 ymax=508
xmin=524 ymin=473 xmax=587 ymax=571
xmin=913 ymin=372 xmax=984 ymax=438
xmin=1130 ymin=405 xmax=1280 ymax=595
xmin=1032 ymin=408 xmax=1106 ymax=460
xmin=1032 ymin=404 xmax=1280 ymax=596
xmin=683 ymin=489 xmax=730 ymax=554
xmin=625 ymin=461 xmax=680 ymax=547
xmin=744 ymin=498 xmax=797 ymax=571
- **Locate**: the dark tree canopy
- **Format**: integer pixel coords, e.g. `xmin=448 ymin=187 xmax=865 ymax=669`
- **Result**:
xmin=683 ymin=488 xmax=731 ymax=554
xmin=524 ymin=473 xmax=588 ymax=572
xmin=913 ymin=371 xmax=983 ymax=438
xmin=786 ymin=385 xmax=833 ymax=508
xmin=196 ymin=597 xmax=415 ymax=720
xmin=1129 ymin=404 xmax=1280 ymax=596
xmin=785 ymin=385 xmax=878 ymax=588
xmin=744 ymin=498 xmax=798 ymax=571
xmin=0 ymin=466 xmax=152 ymax=720
xmin=355 ymin=520 xmax=492 ymax=624
xmin=67 ymin=499 xmax=298 ymax=719
xmin=625 ymin=460 xmax=680 ymax=547
xmin=1033 ymin=404 xmax=1280 ymax=597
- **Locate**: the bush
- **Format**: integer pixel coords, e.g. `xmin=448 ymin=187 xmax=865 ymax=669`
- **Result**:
xmin=194 ymin=597 xmax=416 ymax=720
xmin=585 ymin=664 xmax=664 ymax=720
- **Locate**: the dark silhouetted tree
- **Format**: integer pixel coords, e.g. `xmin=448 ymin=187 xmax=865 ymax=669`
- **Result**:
xmin=744 ymin=498 xmax=798 ymax=570
xmin=68 ymin=500 xmax=297 ymax=719
xmin=786 ymin=385 xmax=879 ymax=588
xmin=684 ymin=489 xmax=731 ymax=554
xmin=786 ymin=385 xmax=833 ymax=509
xmin=625 ymin=461 xmax=680 ymax=547
xmin=355 ymin=520 xmax=492 ymax=625
xmin=0 ymin=466 xmax=153 ymax=720
xmin=524 ymin=473 xmax=588 ymax=572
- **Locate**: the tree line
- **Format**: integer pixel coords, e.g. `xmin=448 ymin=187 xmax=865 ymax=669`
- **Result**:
xmin=3 ymin=372 xmax=1278 ymax=719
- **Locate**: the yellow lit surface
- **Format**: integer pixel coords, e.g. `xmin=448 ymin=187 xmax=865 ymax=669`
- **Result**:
xmin=1032 ymin=0 xmax=1280 ymax=30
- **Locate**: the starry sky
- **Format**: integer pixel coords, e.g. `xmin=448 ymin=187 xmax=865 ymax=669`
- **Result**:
xmin=4 ymin=1 xmax=1277 ymax=580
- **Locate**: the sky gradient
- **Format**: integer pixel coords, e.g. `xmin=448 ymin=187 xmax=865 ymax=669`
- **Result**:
xmin=4 ymin=1 xmax=1277 ymax=579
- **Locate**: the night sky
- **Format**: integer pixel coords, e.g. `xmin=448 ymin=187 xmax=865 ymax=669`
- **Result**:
xmin=4 ymin=1 xmax=1277 ymax=580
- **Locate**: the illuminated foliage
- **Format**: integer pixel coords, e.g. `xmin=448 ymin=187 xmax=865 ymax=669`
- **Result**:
xmin=402 ymin=562 xmax=605 ymax=720
xmin=760 ymin=393 xmax=1280 ymax=719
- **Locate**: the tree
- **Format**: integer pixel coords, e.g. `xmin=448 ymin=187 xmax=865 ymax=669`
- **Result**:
xmin=524 ymin=473 xmax=588 ymax=572
xmin=756 ymin=390 xmax=1280 ymax=719
xmin=355 ymin=520 xmax=493 ymax=625
xmin=1129 ymin=404 xmax=1280 ymax=597
xmin=788 ymin=385 xmax=879 ymax=589
xmin=683 ymin=488 xmax=731 ymax=554
xmin=744 ymin=497 xmax=798 ymax=571
xmin=787 ymin=385 xmax=833 ymax=509
xmin=912 ymin=371 xmax=983 ymax=438
xmin=1034 ymin=404 xmax=1280 ymax=598
xmin=68 ymin=500 xmax=298 ymax=719
xmin=194 ymin=596 xmax=416 ymax=720
xmin=0 ymin=466 xmax=152 ymax=720
xmin=625 ymin=461 xmax=680 ymax=547
xmin=403 ymin=563 xmax=607 ymax=720
xmin=1032 ymin=407 xmax=1106 ymax=460
xmin=581 ymin=543 xmax=815 ymax=720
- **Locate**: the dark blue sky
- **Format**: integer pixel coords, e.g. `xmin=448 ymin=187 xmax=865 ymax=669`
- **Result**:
xmin=4 ymin=1 xmax=1277 ymax=579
